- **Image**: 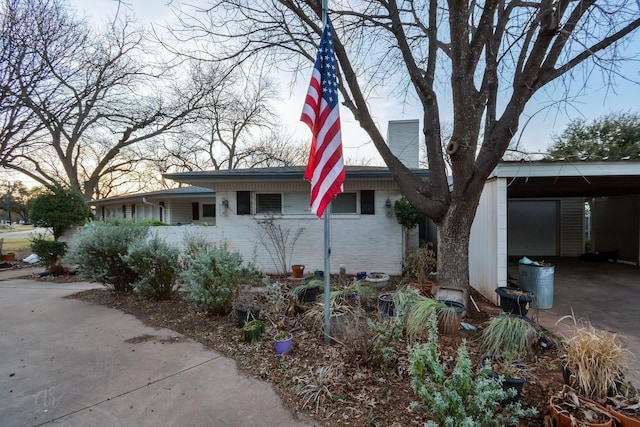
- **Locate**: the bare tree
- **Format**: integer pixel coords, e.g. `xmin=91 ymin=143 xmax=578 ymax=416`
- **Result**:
xmin=154 ymin=71 xmax=281 ymax=171
xmin=172 ymin=1 xmax=640 ymax=292
xmin=0 ymin=0 xmax=227 ymax=199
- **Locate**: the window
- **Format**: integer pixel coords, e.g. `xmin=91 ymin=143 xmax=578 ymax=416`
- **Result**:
xmin=237 ymin=191 xmax=251 ymax=215
xmin=256 ymin=193 xmax=282 ymax=214
xmin=122 ymin=205 xmax=126 ymax=218
xmin=361 ymin=190 xmax=375 ymax=215
xmin=192 ymin=202 xmax=199 ymax=220
xmin=332 ymin=192 xmax=357 ymax=213
xmin=202 ymin=204 xmax=216 ymax=217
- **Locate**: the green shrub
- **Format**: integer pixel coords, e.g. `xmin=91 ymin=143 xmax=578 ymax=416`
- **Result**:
xmin=181 ymin=243 xmax=263 ymax=315
xmin=409 ymin=314 xmax=537 ymax=426
xmin=30 ymin=186 xmax=93 ymax=240
xmin=30 ymin=237 xmax=67 ymax=269
xmin=124 ymin=235 xmax=180 ymax=300
xmin=181 ymin=231 xmax=212 ymax=269
xmin=66 ymin=221 xmax=149 ymax=292
xmin=138 ymin=219 xmax=167 ymax=226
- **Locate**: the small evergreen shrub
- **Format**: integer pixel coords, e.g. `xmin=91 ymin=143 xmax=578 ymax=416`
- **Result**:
xmin=181 ymin=231 xmax=212 ymax=269
xmin=66 ymin=221 xmax=149 ymax=292
xmin=181 ymin=243 xmax=263 ymax=315
xmin=124 ymin=235 xmax=180 ymax=300
xmin=409 ymin=314 xmax=537 ymax=426
xmin=138 ymin=219 xmax=167 ymax=226
xmin=30 ymin=237 xmax=67 ymax=269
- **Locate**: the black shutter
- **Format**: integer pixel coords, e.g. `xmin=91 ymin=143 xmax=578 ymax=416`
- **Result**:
xmin=237 ymin=191 xmax=251 ymax=215
xmin=192 ymin=202 xmax=199 ymax=220
xmin=361 ymin=190 xmax=375 ymax=215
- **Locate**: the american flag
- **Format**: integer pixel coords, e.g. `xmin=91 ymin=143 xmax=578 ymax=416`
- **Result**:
xmin=300 ymin=16 xmax=345 ymax=218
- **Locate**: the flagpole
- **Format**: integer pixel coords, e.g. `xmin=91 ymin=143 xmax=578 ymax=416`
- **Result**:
xmin=321 ymin=0 xmax=331 ymax=346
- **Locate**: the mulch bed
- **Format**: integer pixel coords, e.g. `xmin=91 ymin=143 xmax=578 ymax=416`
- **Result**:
xmin=64 ymin=277 xmax=564 ymax=426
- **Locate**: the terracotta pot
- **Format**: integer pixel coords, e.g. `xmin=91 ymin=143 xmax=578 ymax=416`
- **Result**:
xmin=1 ymin=252 xmax=15 ymax=261
xmin=291 ymin=264 xmax=305 ymax=278
xmin=410 ymin=281 xmax=434 ymax=297
xmin=607 ymin=406 xmax=640 ymax=427
xmin=549 ymin=396 xmax=613 ymax=427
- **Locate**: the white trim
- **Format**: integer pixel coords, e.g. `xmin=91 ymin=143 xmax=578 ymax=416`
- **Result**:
xmin=492 ymin=161 xmax=640 ymax=178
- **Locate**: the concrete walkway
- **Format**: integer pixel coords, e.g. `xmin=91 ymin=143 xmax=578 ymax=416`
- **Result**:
xmin=0 ymin=278 xmax=317 ymax=427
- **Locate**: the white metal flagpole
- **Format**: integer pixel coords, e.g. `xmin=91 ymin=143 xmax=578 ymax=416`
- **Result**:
xmin=321 ymin=0 xmax=331 ymax=346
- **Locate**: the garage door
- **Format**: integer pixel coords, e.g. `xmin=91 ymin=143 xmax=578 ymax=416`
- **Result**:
xmin=508 ymin=200 xmax=558 ymax=256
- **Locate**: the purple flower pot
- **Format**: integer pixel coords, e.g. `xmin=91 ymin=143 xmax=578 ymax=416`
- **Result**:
xmin=274 ymin=333 xmax=293 ymax=354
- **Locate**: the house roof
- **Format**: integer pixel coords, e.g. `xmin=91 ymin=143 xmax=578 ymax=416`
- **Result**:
xmin=91 ymin=186 xmax=215 ymax=205
xmin=164 ymin=166 xmax=429 ymax=184
xmin=492 ymin=160 xmax=640 ymax=198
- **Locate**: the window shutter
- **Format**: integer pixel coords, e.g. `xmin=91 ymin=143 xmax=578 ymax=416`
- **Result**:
xmin=192 ymin=202 xmax=199 ymax=220
xmin=237 ymin=191 xmax=251 ymax=215
xmin=361 ymin=190 xmax=375 ymax=214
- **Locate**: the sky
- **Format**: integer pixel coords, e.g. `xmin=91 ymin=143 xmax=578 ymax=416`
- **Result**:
xmin=54 ymin=1 xmax=640 ymax=167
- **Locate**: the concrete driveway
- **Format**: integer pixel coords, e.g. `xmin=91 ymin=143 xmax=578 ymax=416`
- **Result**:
xmin=519 ymin=257 xmax=640 ymax=387
xmin=0 ymin=279 xmax=316 ymax=427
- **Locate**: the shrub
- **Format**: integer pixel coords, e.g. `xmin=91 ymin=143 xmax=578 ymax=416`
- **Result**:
xmin=409 ymin=314 xmax=537 ymax=426
xmin=403 ymin=242 xmax=437 ymax=281
xmin=181 ymin=243 xmax=263 ymax=315
xmin=181 ymin=231 xmax=212 ymax=269
xmin=30 ymin=237 xmax=67 ymax=269
xmin=30 ymin=186 xmax=93 ymax=240
xmin=124 ymin=235 xmax=180 ymax=300
xmin=66 ymin=221 xmax=149 ymax=292
xmin=394 ymin=196 xmax=426 ymax=229
xmin=137 ymin=219 xmax=167 ymax=226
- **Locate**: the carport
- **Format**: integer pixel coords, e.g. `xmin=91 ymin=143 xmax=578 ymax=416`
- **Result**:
xmin=469 ymin=160 xmax=640 ymax=385
xmin=470 ymin=159 xmax=640 ymax=302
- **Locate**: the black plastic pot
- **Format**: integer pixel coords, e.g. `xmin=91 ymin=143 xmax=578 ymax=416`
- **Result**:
xmin=495 ymin=286 xmax=534 ymax=316
xmin=377 ymin=293 xmax=395 ymax=317
xmin=483 ymin=356 xmax=530 ymax=405
xmin=234 ymin=306 xmax=260 ymax=327
xmin=297 ymin=286 xmax=320 ymax=302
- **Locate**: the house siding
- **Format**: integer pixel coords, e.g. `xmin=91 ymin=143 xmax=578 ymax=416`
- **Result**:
xmin=470 ymin=178 xmax=508 ymax=303
xmin=204 ymin=185 xmax=404 ymax=275
xmin=560 ymin=198 xmax=585 ymax=256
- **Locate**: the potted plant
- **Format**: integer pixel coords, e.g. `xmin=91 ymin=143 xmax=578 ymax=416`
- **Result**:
xmin=480 ymin=314 xmax=539 ymax=361
xmin=293 ymin=279 xmax=323 ymax=302
xmin=377 ymin=292 xmax=395 ymax=317
xmin=366 ymin=272 xmax=390 ymax=289
xmin=329 ymin=279 xmax=375 ymax=306
xmin=550 ymin=385 xmax=613 ymax=427
xmin=240 ymin=319 xmax=265 ymax=343
xmin=405 ymin=294 xmax=468 ymax=339
xmin=233 ymin=304 xmax=261 ymax=327
xmin=494 ymin=286 xmax=534 ymax=316
xmin=274 ymin=331 xmax=293 ymax=354
xmin=606 ymin=387 xmax=640 ymax=427
xmin=403 ymin=242 xmax=437 ymax=297
xmin=482 ymin=356 xmax=532 ymax=404
xmin=561 ymin=319 xmax=631 ymax=400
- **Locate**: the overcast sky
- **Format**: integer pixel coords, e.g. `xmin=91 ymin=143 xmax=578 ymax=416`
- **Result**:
xmin=67 ymin=0 xmax=640 ymax=166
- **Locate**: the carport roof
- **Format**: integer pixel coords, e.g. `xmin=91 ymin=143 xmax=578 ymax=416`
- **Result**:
xmin=492 ymin=160 xmax=640 ymax=198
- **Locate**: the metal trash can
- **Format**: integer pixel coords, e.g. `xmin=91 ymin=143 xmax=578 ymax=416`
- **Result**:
xmin=518 ymin=263 xmax=554 ymax=309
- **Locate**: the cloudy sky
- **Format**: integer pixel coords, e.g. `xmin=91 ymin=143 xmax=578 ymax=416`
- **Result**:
xmin=69 ymin=0 xmax=640 ymax=165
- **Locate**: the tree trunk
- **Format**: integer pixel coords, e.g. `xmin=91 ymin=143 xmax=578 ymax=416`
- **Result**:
xmin=435 ymin=196 xmax=481 ymax=305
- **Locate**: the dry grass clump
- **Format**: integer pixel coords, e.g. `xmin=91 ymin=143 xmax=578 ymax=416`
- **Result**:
xmin=563 ymin=322 xmax=633 ymax=399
